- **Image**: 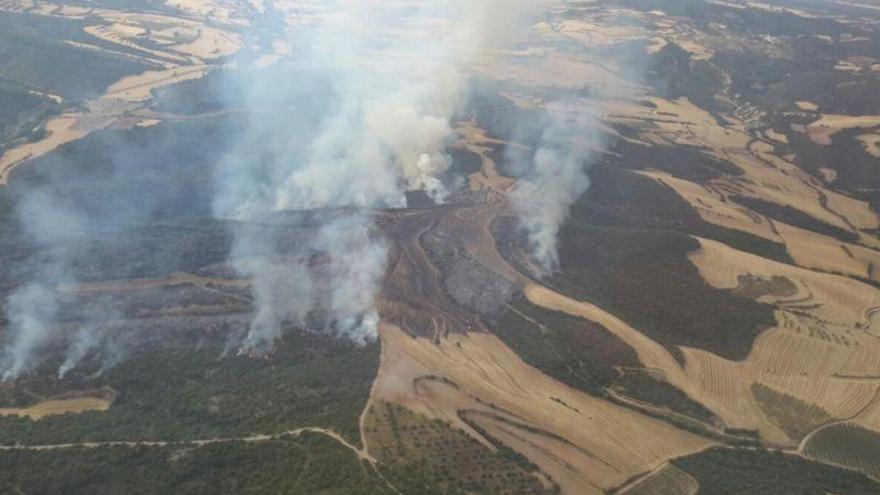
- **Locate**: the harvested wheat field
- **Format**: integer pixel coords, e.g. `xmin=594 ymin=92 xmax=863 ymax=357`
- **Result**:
xmin=683 ymin=239 xmax=880 ymax=442
xmin=369 ymin=323 xmax=712 ymax=494
xmin=518 ymin=237 xmax=880 ymax=447
xmin=0 ymin=397 xmax=112 ymax=420
xmin=857 ymin=134 xmax=880 ymax=157
xmin=806 ymin=115 xmax=880 ymax=145
xmin=774 ymin=222 xmax=880 ymax=282
xmin=607 ymin=95 xmax=879 ymax=237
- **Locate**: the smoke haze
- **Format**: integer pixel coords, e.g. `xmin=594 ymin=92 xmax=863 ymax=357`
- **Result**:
xmin=0 ymin=0 xmax=610 ymax=378
xmin=217 ymin=0 xmax=538 ymax=350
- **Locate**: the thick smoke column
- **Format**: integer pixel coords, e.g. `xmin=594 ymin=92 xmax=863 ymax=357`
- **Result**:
xmin=0 ymin=192 xmax=82 ymax=380
xmin=217 ymin=0 xmax=537 ymax=349
xmin=3 ymin=283 xmax=60 ymax=380
xmin=507 ymin=104 xmax=601 ymax=275
xmin=312 ymin=214 xmax=388 ymax=344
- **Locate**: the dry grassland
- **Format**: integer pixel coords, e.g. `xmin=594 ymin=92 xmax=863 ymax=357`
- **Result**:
xmin=607 ymin=96 xmax=879 ymax=246
xmin=806 ymin=114 xmax=880 ymax=145
xmin=856 ymin=134 xmax=880 ymax=157
xmin=774 ymin=222 xmax=880 ymax=282
xmin=368 ymin=323 xmax=712 ymax=494
xmin=796 ymin=101 xmax=819 ymax=111
xmin=0 ymin=397 xmax=111 ymax=420
xmin=640 ymin=170 xmax=783 ymax=242
xmin=519 ymin=237 xmax=880 ymax=446
xmin=686 ymin=239 xmax=880 ymax=442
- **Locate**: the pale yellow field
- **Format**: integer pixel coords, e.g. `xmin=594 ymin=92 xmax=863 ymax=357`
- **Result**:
xmin=0 ymin=64 xmax=215 ymax=184
xmin=454 ymin=119 xmax=518 ymax=195
xmin=686 ymin=239 xmax=880 ymax=441
xmin=675 ymin=39 xmax=714 ymax=60
xmin=775 ymin=221 xmax=880 ymax=282
xmin=765 ymin=128 xmax=789 ymax=144
xmin=806 ymin=114 xmax=880 ymax=145
xmin=106 ymin=65 xmax=211 ymax=102
xmin=796 ymin=101 xmax=819 ymax=111
xmin=84 ymin=24 xmax=193 ymax=64
xmin=475 ymin=48 xmax=636 ymax=93
xmin=0 ymin=116 xmax=90 ymax=184
xmin=690 ymin=238 xmax=880 ymax=327
xmin=818 ymin=167 xmax=838 ymax=183
xmin=857 ymin=134 xmax=880 ymax=157
xmin=369 ymin=324 xmax=713 ymax=493
xmin=89 ymin=11 xmax=243 ymax=61
xmin=0 ymin=398 xmax=111 ymax=420
xmin=646 ymin=36 xmax=668 ymax=54
xmin=607 ymin=96 xmax=879 ymax=236
xmin=640 ymin=171 xmax=782 ymax=242
xmin=638 ymin=140 xmax=877 ymax=272
xmin=520 ymin=237 xmax=880 ymax=446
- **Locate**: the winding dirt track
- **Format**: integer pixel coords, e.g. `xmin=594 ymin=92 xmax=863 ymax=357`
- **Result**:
xmin=0 ymin=425 xmax=404 ymax=493
xmin=0 ymin=427 xmax=368 ymax=458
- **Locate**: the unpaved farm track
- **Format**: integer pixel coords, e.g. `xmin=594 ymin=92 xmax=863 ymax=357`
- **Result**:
xmin=0 ymin=426 xmax=403 ymax=494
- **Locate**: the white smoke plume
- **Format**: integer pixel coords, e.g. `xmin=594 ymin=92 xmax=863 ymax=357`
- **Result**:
xmin=1 ymin=151 xmax=164 ymax=379
xmin=58 ymin=326 xmax=101 ymax=378
xmin=1 ymin=191 xmax=83 ymax=380
xmin=217 ymin=0 xmax=537 ymax=349
xmin=235 ymin=256 xmax=315 ymax=353
xmin=312 ymin=215 xmax=388 ymax=345
xmin=2 ymin=283 xmax=60 ymax=380
xmin=507 ymin=103 xmax=602 ymax=275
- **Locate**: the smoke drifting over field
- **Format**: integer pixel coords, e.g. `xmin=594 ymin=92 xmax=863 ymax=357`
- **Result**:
xmin=216 ymin=0 xmax=537 ymax=350
xmin=0 ymin=0 xmax=613 ymax=378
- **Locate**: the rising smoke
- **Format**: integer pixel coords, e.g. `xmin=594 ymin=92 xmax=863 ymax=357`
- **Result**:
xmin=217 ymin=0 xmax=538 ymax=350
xmin=1 ymin=191 xmax=81 ymax=380
xmin=57 ymin=325 xmax=101 ymax=379
xmin=0 ymin=130 xmax=192 ymax=380
xmin=506 ymin=103 xmax=602 ymax=274
xmin=0 ymin=0 xmax=584 ymax=378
